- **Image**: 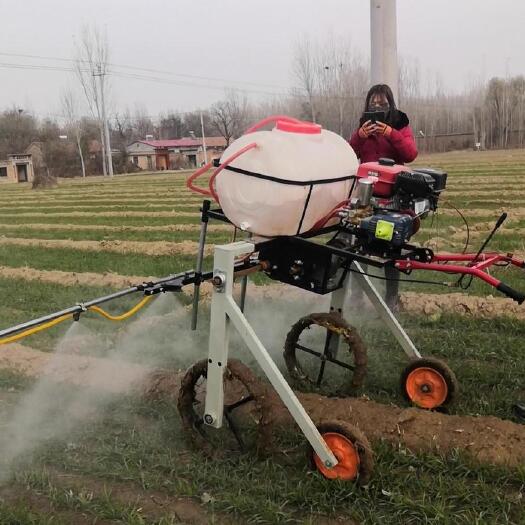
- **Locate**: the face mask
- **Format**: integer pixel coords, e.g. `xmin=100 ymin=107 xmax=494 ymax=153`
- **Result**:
xmin=368 ymin=101 xmax=390 ymax=111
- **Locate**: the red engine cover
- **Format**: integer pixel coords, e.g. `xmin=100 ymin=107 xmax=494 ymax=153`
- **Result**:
xmin=356 ymin=161 xmax=410 ymax=198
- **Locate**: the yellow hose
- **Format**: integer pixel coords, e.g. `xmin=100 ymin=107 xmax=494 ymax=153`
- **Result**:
xmin=87 ymin=295 xmax=153 ymax=321
xmin=0 ymin=294 xmax=154 ymax=346
xmin=0 ymin=314 xmax=73 ymax=346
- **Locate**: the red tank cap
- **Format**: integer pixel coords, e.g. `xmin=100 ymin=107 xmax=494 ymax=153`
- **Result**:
xmin=275 ymin=120 xmax=322 ymax=134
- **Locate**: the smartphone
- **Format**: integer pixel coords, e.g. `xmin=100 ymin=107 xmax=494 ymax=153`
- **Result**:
xmin=363 ymin=110 xmax=387 ymax=124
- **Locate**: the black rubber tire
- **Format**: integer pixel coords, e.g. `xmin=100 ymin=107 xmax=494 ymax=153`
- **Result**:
xmin=177 ymin=358 xmax=271 ymax=457
xmin=400 ymin=356 xmax=458 ymax=409
xmin=308 ymin=420 xmax=374 ymax=486
xmin=284 ymin=312 xmax=368 ymax=389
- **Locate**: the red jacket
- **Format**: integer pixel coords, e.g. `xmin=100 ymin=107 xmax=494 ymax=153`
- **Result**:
xmin=349 ymin=111 xmax=418 ymax=164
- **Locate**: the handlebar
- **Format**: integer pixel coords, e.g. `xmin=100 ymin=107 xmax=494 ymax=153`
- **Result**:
xmin=496 ymin=282 xmax=525 ymax=304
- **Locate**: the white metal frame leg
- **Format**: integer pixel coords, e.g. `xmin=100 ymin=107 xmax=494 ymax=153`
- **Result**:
xmin=349 ymin=261 xmax=421 ymax=359
xmin=203 ymin=242 xmax=338 ymax=469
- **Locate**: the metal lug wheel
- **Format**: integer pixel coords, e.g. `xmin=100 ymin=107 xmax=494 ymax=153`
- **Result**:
xmin=284 ymin=312 xmax=367 ymax=391
xmin=177 ymin=358 xmax=271 ymax=457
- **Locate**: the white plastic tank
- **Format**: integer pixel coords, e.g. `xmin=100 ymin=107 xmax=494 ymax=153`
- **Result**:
xmin=215 ymin=119 xmax=358 ymax=237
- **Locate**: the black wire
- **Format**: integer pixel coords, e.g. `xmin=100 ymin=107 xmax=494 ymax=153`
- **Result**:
xmin=439 ymin=199 xmax=473 ymax=289
xmin=441 ymin=199 xmax=470 ymax=254
xmin=344 ymin=265 xmax=451 ymax=287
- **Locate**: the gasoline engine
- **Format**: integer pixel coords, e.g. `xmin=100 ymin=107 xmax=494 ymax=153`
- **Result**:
xmin=348 ymin=159 xmax=447 ymax=253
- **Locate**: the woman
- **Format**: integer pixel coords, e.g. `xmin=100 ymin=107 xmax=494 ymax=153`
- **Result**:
xmin=349 ymin=84 xmax=418 ymax=311
xmin=349 ymin=84 xmax=417 ymax=164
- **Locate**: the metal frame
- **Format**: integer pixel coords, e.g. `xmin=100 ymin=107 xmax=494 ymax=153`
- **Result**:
xmin=305 ymin=258 xmax=421 ymax=387
xmin=349 ymin=261 xmax=421 ymax=359
xmin=203 ymin=241 xmax=338 ymax=469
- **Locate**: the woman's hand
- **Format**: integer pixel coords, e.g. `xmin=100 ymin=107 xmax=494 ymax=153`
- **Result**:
xmin=358 ymin=120 xmax=377 ymax=139
xmin=374 ymin=121 xmax=392 ymax=137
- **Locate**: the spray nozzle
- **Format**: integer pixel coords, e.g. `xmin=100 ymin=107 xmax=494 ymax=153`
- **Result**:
xmin=73 ymin=303 xmax=87 ymax=321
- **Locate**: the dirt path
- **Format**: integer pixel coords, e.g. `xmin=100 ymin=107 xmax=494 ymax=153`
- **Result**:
xmin=0 ymin=265 xmax=152 ymax=289
xmin=0 ymin=236 xmax=213 ymax=257
xmin=0 ymin=211 xmax=200 ymax=218
xmin=0 ymin=223 xmax=232 ymax=233
xmin=0 ymin=264 xmax=523 ymax=320
xmin=445 ymin=190 xmax=525 ymax=197
xmin=5 ymin=203 xmax=200 ymax=212
xmin=0 ymin=343 xmax=151 ymax=394
xmin=437 ymin=207 xmax=525 ymax=219
xmin=292 ymin=394 xmax=525 ymax=467
xmin=400 ymin=291 xmax=525 ymax=319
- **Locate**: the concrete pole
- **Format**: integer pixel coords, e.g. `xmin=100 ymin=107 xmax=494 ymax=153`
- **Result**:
xmin=370 ymin=0 xmax=399 ymax=102
xmin=200 ymin=111 xmax=208 ymax=164
xmin=97 ymin=67 xmax=114 ymax=177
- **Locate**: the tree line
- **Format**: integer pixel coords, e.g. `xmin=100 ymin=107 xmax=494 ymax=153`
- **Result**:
xmin=1 ymin=32 xmax=524 ymax=179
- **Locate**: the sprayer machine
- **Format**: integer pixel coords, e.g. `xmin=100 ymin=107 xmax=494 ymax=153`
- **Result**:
xmin=1 ymin=115 xmax=524 ymax=484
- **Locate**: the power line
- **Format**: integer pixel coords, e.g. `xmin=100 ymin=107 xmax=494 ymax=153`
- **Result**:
xmin=0 ymin=60 xmax=291 ymax=98
xmin=0 ymin=60 xmax=363 ymax=102
xmin=0 ymin=51 xmax=293 ymax=93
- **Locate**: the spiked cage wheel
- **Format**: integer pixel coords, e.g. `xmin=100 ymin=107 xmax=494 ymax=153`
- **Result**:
xmin=177 ymin=358 xmax=272 ymax=456
xmin=284 ymin=312 xmax=368 ymax=390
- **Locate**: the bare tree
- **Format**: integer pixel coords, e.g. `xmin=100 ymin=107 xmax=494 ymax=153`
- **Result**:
xmin=210 ymin=90 xmax=250 ymax=146
xmin=61 ymin=88 xmax=86 ymax=178
xmin=74 ymin=24 xmax=112 ymax=176
xmin=293 ymin=36 xmax=318 ymax=122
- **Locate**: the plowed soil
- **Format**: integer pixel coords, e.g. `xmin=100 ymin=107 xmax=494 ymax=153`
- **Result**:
xmin=2 ymin=342 xmax=525 ymax=468
xmin=0 ymin=265 xmax=151 ymax=289
xmin=0 ymin=237 xmax=213 ymax=256
xmin=0 ymin=211 xmax=200 ymax=218
xmin=0 ymin=223 xmax=231 ymax=233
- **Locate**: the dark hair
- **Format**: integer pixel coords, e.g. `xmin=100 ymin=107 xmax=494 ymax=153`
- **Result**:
xmin=364 ymin=84 xmax=397 ymax=112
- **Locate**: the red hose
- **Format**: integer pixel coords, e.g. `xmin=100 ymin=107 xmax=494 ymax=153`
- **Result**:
xmin=245 ymin=115 xmax=302 ymax=134
xmin=186 ymin=161 xmax=214 ymax=196
xmin=208 ymin=142 xmax=258 ymax=202
xmin=310 ymin=200 xmax=350 ymax=231
xmin=187 ymin=115 xmax=309 ymax=202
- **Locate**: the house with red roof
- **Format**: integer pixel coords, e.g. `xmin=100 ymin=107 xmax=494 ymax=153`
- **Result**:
xmin=126 ymin=136 xmax=227 ymax=171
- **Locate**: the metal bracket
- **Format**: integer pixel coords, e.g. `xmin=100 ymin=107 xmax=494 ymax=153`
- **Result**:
xmin=203 ymin=241 xmax=338 ymax=469
xmin=348 ymin=261 xmax=421 ymax=359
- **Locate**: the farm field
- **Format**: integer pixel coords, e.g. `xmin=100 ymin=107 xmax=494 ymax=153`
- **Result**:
xmin=0 ymin=149 xmax=523 ymax=523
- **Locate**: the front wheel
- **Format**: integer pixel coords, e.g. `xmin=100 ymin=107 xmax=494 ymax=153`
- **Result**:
xmin=400 ymin=357 xmax=458 ymax=409
xmin=308 ymin=420 xmax=374 ymax=485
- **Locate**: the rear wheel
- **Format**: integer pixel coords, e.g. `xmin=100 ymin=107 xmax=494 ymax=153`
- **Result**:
xmin=284 ymin=312 xmax=367 ymax=391
xmin=177 ymin=358 xmax=271 ymax=456
xmin=400 ymin=357 xmax=458 ymax=409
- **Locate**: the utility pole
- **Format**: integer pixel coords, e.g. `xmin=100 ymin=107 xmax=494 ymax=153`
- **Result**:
xmin=95 ymin=65 xmax=114 ymax=177
xmin=200 ymin=111 xmax=208 ymax=164
xmin=370 ymin=0 xmax=399 ymax=102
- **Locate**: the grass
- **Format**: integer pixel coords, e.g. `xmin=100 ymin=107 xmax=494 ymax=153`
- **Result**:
xmin=7 ymin=390 xmax=523 ymax=524
xmin=0 ymin=244 xmax=204 ymax=277
xmin=0 ymin=148 xmax=524 ymax=522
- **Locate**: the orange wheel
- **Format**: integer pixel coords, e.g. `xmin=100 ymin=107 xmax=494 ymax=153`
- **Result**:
xmin=314 ymin=432 xmax=360 ymax=480
xmin=401 ymin=357 xmax=458 ymax=409
xmin=309 ymin=421 xmax=374 ymax=485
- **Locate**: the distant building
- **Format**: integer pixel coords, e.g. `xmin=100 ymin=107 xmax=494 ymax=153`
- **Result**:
xmin=0 ymin=154 xmax=34 ymax=183
xmin=126 ymin=137 xmax=228 ymax=171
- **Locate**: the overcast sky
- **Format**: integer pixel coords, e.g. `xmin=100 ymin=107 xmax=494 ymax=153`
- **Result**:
xmin=1 ymin=0 xmax=524 ymax=119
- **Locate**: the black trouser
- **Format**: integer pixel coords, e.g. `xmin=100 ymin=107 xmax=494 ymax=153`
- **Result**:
xmin=384 ymin=265 xmax=400 ymax=309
